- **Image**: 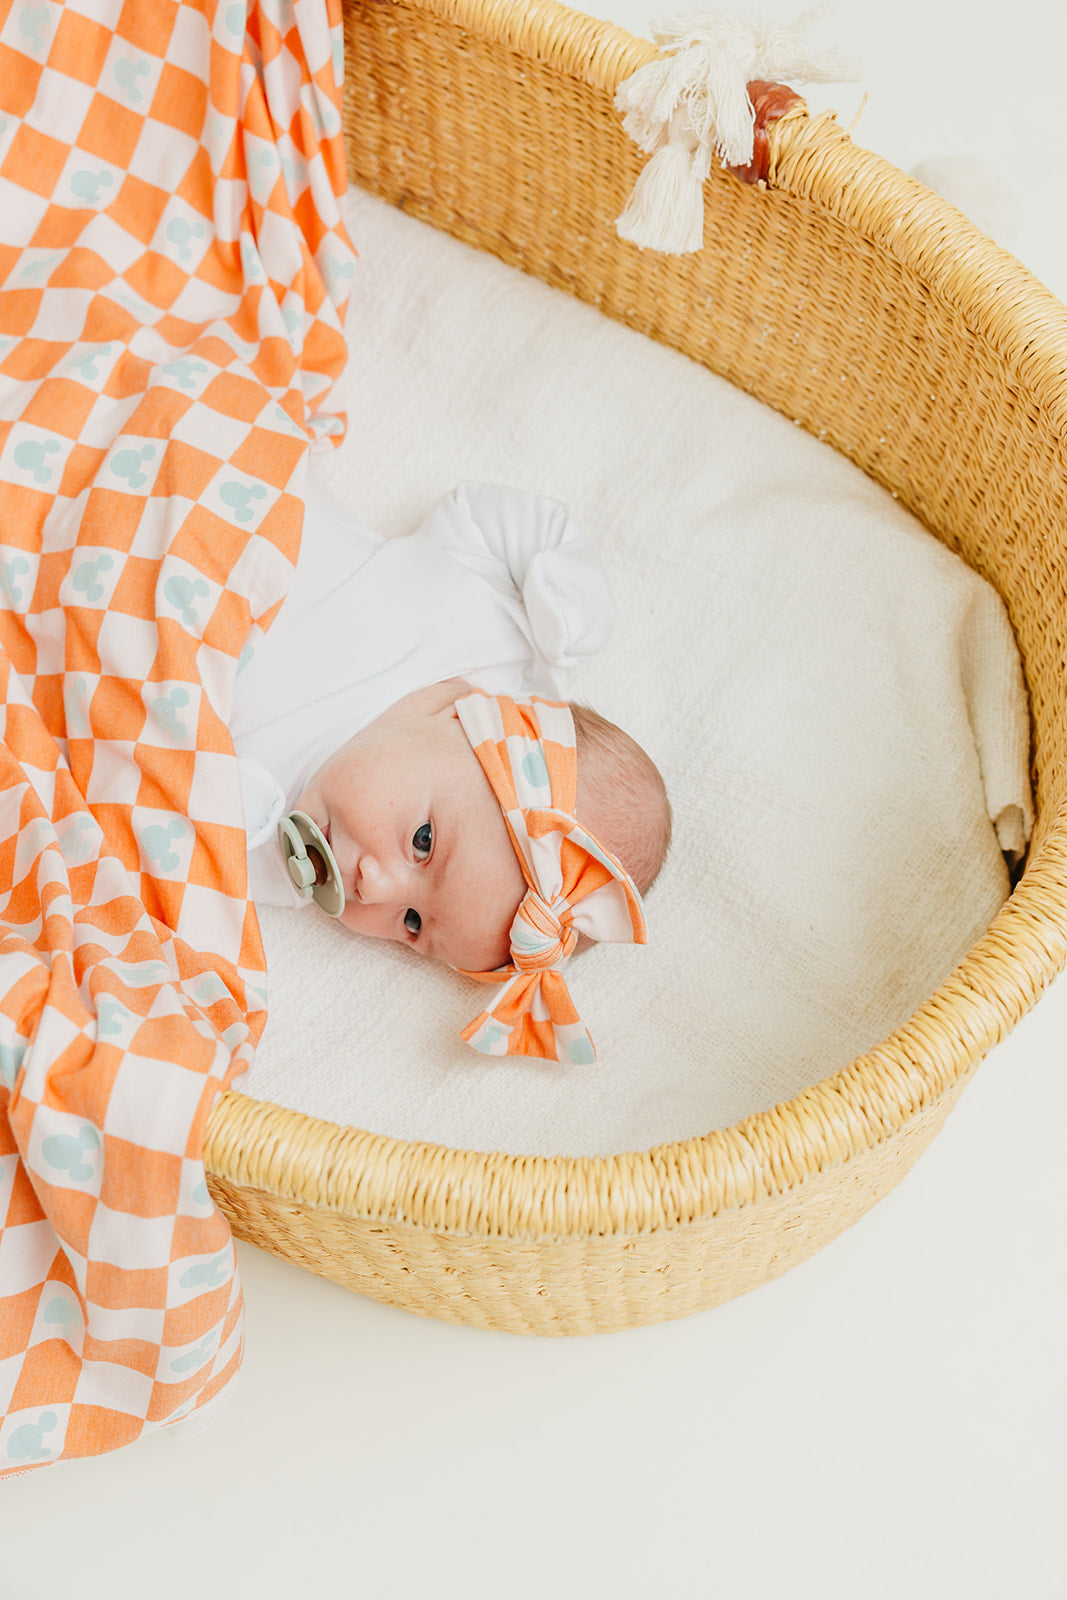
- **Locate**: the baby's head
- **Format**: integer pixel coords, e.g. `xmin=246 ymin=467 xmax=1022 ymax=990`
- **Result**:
xmin=293 ymin=679 xmax=671 ymax=978
xmin=569 ymin=701 xmax=673 ymax=903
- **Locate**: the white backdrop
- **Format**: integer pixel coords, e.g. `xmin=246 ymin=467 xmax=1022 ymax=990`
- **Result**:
xmin=5 ymin=4 xmax=1065 ymax=1597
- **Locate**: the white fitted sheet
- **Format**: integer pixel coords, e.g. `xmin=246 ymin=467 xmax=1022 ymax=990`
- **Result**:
xmin=242 ymin=187 xmax=1031 ymax=1157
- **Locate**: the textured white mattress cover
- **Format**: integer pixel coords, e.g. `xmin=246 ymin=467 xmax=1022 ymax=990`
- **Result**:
xmin=243 ymin=187 xmax=1032 ymax=1157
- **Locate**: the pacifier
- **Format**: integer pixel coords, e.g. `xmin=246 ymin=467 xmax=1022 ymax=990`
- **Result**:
xmin=278 ymin=811 xmax=345 ymax=917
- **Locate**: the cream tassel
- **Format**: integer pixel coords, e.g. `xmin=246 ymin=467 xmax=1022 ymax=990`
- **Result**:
xmin=615 ymin=6 xmax=859 ymax=253
xmin=616 ymin=111 xmax=711 ymax=253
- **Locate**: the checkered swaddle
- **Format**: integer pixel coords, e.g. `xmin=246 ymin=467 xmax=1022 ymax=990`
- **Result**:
xmin=0 ymin=0 xmax=353 ymax=1472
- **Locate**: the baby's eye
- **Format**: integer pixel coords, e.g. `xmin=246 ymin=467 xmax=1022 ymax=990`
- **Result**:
xmin=412 ymin=821 xmax=433 ymax=861
xmin=404 ymin=908 xmax=422 ymax=936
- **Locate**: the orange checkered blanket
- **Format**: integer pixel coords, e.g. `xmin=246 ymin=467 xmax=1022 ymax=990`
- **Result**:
xmin=0 ymin=0 xmax=353 ymax=1472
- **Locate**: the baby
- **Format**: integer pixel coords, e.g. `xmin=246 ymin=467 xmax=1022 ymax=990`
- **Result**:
xmin=232 ymin=480 xmax=671 ymax=1058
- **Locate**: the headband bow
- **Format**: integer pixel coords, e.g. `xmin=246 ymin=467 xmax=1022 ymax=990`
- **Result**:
xmin=455 ymin=692 xmax=646 ymax=1063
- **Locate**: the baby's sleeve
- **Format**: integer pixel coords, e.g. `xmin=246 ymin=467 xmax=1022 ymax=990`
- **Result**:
xmin=413 ymin=482 xmax=615 ymax=675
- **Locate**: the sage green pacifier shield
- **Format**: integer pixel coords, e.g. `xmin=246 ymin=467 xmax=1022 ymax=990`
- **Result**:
xmin=278 ymin=811 xmax=345 ymax=917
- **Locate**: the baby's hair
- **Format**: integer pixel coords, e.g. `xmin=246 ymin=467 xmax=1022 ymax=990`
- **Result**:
xmin=571 ymin=702 xmax=672 ymax=896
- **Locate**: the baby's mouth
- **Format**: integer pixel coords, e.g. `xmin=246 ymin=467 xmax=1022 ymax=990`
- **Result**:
xmin=328 ymin=826 xmax=363 ymax=903
xmin=324 ymin=821 xmax=350 ymax=886
xmin=314 ymin=821 xmax=333 ymax=887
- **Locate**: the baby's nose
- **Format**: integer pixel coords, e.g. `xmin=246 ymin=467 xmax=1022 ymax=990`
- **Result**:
xmin=354 ymin=852 xmax=406 ymax=905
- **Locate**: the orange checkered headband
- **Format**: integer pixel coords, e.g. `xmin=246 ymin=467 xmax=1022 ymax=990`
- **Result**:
xmin=454 ymin=692 xmax=647 ymax=1062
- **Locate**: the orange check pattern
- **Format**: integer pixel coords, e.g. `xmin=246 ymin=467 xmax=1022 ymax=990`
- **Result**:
xmin=0 ymin=0 xmax=353 ymax=1472
xmin=455 ymin=694 xmax=647 ymax=1064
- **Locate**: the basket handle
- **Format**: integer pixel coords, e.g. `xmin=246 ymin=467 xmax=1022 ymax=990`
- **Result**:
xmin=726 ymin=81 xmax=806 ymax=186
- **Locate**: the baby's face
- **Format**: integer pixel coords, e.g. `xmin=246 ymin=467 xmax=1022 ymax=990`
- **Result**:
xmin=293 ymin=683 xmax=527 ymax=972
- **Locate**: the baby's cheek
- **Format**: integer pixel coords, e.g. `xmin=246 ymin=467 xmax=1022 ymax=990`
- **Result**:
xmin=340 ymin=904 xmax=400 ymax=944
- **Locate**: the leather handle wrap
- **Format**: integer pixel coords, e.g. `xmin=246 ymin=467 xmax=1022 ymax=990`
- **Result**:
xmin=727 ymin=80 xmax=806 ymax=185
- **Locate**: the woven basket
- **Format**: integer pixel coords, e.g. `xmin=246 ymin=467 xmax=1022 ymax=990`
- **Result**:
xmin=203 ymin=0 xmax=1067 ymax=1334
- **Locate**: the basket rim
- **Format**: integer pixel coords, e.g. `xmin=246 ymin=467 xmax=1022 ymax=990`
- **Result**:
xmin=369 ymin=0 xmax=660 ymax=92
xmin=203 ymin=0 xmax=1067 ymax=1237
xmin=353 ymin=0 xmax=1067 ymax=438
xmin=768 ymin=107 xmax=1067 ymax=440
xmin=206 ymin=836 xmax=1067 ymax=1236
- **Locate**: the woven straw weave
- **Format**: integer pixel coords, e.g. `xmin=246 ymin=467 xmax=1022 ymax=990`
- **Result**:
xmin=203 ymin=0 xmax=1067 ymax=1334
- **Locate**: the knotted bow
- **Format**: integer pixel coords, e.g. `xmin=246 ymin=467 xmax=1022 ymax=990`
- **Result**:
xmin=455 ymin=693 xmax=647 ymax=1063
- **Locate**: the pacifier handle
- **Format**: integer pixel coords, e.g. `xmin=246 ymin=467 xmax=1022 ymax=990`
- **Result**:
xmin=278 ymin=811 xmax=345 ymax=917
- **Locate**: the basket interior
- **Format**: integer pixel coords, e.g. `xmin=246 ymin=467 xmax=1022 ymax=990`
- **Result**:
xmin=204 ymin=0 xmax=1067 ymax=1258
xmin=341 ymin=0 xmax=1067 ymax=854
xmin=246 ymin=180 xmax=1030 ymax=1157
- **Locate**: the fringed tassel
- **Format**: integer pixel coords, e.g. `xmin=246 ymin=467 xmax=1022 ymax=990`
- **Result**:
xmin=616 ymin=114 xmax=710 ymax=253
xmin=614 ymin=6 xmax=859 ymax=254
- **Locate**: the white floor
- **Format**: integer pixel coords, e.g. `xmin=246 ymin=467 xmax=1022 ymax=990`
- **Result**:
xmin=5 ymin=3 xmax=1066 ymax=1596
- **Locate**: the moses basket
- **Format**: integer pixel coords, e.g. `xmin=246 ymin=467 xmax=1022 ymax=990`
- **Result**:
xmin=202 ymin=0 xmax=1067 ymax=1334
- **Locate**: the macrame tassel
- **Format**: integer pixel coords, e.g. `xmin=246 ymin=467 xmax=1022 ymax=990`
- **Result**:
xmin=616 ymin=117 xmax=710 ymax=252
xmin=614 ymin=5 xmax=859 ymax=254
